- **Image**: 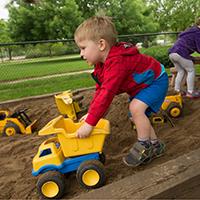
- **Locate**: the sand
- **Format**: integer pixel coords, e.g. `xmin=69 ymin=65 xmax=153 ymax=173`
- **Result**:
xmin=1 ymin=84 xmax=200 ymax=199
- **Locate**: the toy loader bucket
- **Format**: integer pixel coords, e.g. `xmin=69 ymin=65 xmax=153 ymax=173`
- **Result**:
xmin=55 ymin=91 xmax=81 ymax=121
xmin=25 ymin=119 xmax=37 ymax=134
xmin=39 ymin=115 xmax=110 ymax=157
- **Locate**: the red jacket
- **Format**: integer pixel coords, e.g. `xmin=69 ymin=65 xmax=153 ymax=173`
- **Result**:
xmin=86 ymin=42 xmax=162 ymax=126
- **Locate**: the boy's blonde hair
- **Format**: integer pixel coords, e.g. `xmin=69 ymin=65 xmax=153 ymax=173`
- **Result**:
xmin=74 ymin=16 xmax=118 ymax=46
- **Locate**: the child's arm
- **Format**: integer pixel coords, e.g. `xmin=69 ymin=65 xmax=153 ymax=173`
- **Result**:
xmin=86 ymin=59 xmax=127 ymax=126
xmin=76 ymin=59 xmax=127 ymax=138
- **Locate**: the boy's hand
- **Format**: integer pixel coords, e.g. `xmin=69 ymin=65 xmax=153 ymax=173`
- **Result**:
xmin=76 ymin=122 xmax=94 ymax=138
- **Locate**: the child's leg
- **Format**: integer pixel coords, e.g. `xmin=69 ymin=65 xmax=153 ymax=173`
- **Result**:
xmin=174 ymin=55 xmax=200 ymax=97
xmin=129 ymin=100 xmax=164 ymax=155
xmin=187 ymin=70 xmax=195 ymax=93
xmin=169 ymin=67 xmax=187 ymax=90
xmin=124 ymin=99 xmax=165 ymax=167
xmin=182 ymin=71 xmax=187 ymax=87
xmin=129 ymin=98 xmax=151 ymax=141
xmin=169 ymin=53 xmax=186 ymax=92
xmin=177 ymin=57 xmax=195 ymax=93
xmin=170 ymin=53 xmax=196 ymax=94
xmin=123 ymin=99 xmax=153 ymax=167
xmin=123 ymin=72 xmax=168 ymax=167
xmin=175 ymin=68 xmax=185 ymax=92
xmin=170 ymin=74 xmax=176 ymax=87
xmin=169 ymin=67 xmax=177 ymax=87
xmin=150 ymin=125 xmax=157 ymax=141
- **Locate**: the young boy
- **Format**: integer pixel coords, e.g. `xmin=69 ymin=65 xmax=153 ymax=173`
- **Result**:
xmin=74 ymin=16 xmax=168 ymax=167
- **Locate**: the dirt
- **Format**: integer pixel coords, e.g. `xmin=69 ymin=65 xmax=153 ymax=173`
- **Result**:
xmin=1 ymin=80 xmax=200 ymax=199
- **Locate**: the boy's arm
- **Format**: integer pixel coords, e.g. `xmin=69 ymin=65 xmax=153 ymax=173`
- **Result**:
xmin=85 ymin=59 xmax=126 ymax=126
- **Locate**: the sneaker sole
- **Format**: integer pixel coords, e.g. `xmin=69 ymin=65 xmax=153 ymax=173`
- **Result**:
xmin=122 ymin=157 xmax=145 ymax=167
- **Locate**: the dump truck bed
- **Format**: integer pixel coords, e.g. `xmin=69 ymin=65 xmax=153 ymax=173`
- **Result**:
xmin=39 ymin=116 xmax=110 ymax=157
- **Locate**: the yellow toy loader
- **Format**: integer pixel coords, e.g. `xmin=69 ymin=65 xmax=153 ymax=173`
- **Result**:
xmin=161 ymin=94 xmax=183 ymax=118
xmin=150 ymin=94 xmax=183 ymax=127
xmin=0 ymin=109 xmax=37 ymax=136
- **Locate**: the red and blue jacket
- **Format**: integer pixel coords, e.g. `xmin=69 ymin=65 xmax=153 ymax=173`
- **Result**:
xmin=85 ymin=42 xmax=163 ymax=126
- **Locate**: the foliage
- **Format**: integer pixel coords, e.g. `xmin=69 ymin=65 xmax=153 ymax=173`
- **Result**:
xmin=108 ymin=0 xmax=159 ymax=34
xmin=24 ymin=43 xmax=80 ymax=58
xmin=7 ymin=0 xmax=83 ymax=41
xmin=1 ymin=0 xmax=200 ymax=43
xmin=6 ymin=0 xmax=160 ymax=41
xmin=146 ymin=0 xmax=200 ymax=31
xmin=75 ymin=0 xmax=160 ymax=35
xmin=141 ymin=46 xmax=173 ymax=68
xmin=0 ymin=20 xmax=12 ymax=43
xmin=74 ymin=0 xmax=99 ymax=18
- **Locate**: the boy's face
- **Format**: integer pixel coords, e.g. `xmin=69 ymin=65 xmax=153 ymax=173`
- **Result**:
xmin=76 ymin=39 xmax=103 ymax=66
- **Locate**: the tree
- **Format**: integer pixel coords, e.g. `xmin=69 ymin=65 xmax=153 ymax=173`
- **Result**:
xmin=0 ymin=20 xmax=12 ymax=43
xmin=75 ymin=0 xmax=95 ymax=19
xmin=7 ymin=0 xmax=83 ymax=41
xmin=75 ymin=0 xmax=159 ymax=35
xmin=147 ymin=0 xmax=200 ymax=31
xmin=108 ymin=0 xmax=159 ymax=35
xmin=75 ymin=0 xmax=110 ymax=19
xmin=0 ymin=19 xmax=13 ymax=61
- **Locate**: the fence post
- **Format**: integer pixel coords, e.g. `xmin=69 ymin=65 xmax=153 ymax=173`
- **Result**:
xmin=0 ymin=48 xmax=4 ymax=62
xmin=143 ymin=36 xmax=149 ymax=48
xmin=8 ymin=47 xmax=12 ymax=60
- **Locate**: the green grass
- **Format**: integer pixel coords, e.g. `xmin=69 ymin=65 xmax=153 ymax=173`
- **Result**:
xmin=165 ymin=65 xmax=200 ymax=74
xmin=196 ymin=65 xmax=200 ymax=74
xmin=1 ymin=53 xmax=199 ymax=102
xmin=1 ymin=64 xmax=200 ymax=102
xmin=0 ymin=56 xmax=89 ymax=81
xmin=0 ymin=73 xmax=94 ymax=101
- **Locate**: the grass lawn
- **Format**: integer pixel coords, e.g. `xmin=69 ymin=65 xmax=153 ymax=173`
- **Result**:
xmin=0 ymin=73 xmax=94 ymax=102
xmin=0 ymin=56 xmax=89 ymax=81
xmin=1 ymin=53 xmax=199 ymax=102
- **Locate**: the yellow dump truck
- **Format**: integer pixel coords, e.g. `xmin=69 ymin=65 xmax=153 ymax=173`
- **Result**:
xmin=32 ymin=91 xmax=110 ymax=199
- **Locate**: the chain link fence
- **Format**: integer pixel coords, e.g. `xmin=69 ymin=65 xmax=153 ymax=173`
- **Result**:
xmin=0 ymin=32 xmax=179 ymax=102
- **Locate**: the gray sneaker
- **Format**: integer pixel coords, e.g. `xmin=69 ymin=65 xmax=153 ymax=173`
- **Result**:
xmin=123 ymin=141 xmax=153 ymax=167
xmin=152 ymin=140 xmax=165 ymax=158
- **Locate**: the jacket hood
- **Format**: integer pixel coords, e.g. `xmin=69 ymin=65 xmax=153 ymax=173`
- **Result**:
xmin=107 ymin=42 xmax=139 ymax=58
xmin=179 ymin=26 xmax=200 ymax=37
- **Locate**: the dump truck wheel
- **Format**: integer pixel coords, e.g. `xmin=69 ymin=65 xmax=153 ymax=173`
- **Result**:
xmin=37 ymin=171 xmax=66 ymax=199
xmin=76 ymin=159 xmax=106 ymax=189
xmin=3 ymin=122 xmax=20 ymax=136
xmin=166 ymin=102 xmax=182 ymax=118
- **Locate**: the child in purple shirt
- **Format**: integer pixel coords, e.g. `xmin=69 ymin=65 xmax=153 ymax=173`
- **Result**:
xmin=169 ymin=17 xmax=200 ymax=98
